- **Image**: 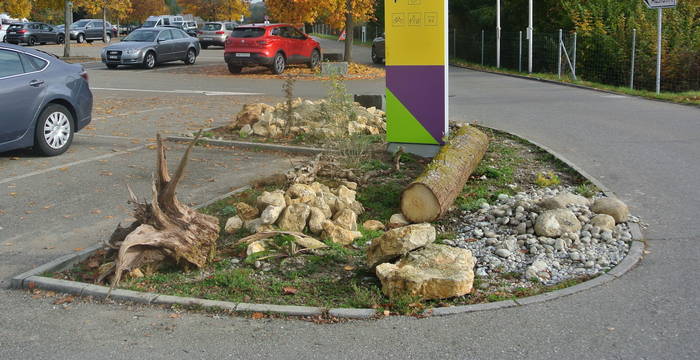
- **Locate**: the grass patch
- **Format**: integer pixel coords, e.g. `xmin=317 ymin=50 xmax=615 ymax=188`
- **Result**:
xmin=451 ymin=58 xmax=700 ymax=106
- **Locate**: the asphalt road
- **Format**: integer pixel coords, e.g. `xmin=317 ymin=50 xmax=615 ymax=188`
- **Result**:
xmin=1 ymin=42 xmax=699 ymax=359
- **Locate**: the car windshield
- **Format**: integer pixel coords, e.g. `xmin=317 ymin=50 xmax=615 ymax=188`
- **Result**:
xmin=122 ymin=30 xmax=158 ymax=42
xmin=202 ymin=23 xmax=222 ymax=31
xmin=142 ymin=21 xmax=157 ymax=28
xmin=231 ymin=28 xmax=265 ymax=38
xmin=71 ymin=20 xmax=90 ymax=28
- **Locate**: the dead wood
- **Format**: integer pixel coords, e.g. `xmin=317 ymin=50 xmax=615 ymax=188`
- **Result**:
xmin=105 ymin=131 xmax=220 ymax=292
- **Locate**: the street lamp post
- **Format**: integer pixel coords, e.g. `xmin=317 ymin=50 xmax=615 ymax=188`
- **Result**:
xmin=496 ymin=0 xmax=501 ymax=68
xmin=64 ymin=1 xmax=72 ymax=58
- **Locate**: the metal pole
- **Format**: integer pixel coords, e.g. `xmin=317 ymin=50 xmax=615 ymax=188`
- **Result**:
xmin=519 ymin=30 xmax=522 ymax=72
xmin=656 ymin=8 xmax=662 ymax=94
xmin=453 ymin=28 xmax=456 ymax=57
xmin=631 ymin=28 xmax=637 ymax=90
xmin=528 ymin=0 xmax=533 ymax=73
xmin=481 ymin=29 xmax=485 ymax=66
xmin=558 ymin=29 xmax=562 ymax=79
xmin=63 ymin=0 xmax=71 ymax=58
xmin=572 ymin=32 xmax=577 ymax=79
xmin=496 ymin=0 xmax=501 ymax=68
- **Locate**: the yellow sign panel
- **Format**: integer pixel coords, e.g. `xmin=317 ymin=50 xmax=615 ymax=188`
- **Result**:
xmin=386 ymin=0 xmax=446 ymax=66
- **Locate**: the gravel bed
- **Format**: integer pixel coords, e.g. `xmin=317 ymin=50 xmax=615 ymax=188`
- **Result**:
xmin=439 ymin=187 xmax=639 ymax=287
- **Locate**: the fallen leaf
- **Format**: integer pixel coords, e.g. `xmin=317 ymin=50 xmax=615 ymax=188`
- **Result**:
xmin=168 ymin=313 xmax=182 ymax=319
xmin=27 ymin=281 xmax=36 ymax=290
xmin=251 ymin=312 xmax=265 ymax=320
xmin=343 ymin=265 xmax=355 ymax=271
xmin=46 ymin=290 xmax=56 ymax=297
xmin=383 ymin=310 xmax=390 ymax=316
xmin=73 ymin=248 xmax=84 ymax=252
xmin=53 ymin=295 xmax=74 ymax=305
xmin=147 ymin=145 xmax=157 ymax=150
xmin=59 ymin=167 xmax=69 ymax=172
xmin=91 ymin=209 xmax=102 ymax=214
xmin=87 ymin=259 xmax=100 ymax=269
xmin=282 ymin=286 xmax=298 ymax=295
xmin=10 ymin=157 xmax=20 ymax=160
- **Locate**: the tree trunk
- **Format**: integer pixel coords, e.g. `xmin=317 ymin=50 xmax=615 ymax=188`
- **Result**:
xmin=102 ymin=6 xmax=107 ymax=41
xmin=344 ymin=0 xmax=354 ymax=62
xmin=105 ymin=132 xmax=220 ymax=291
xmin=400 ymin=125 xmax=489 ymax=223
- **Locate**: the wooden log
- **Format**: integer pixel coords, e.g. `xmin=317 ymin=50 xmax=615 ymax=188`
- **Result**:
xmin=400 ymin=125 xmax=489 ymax=223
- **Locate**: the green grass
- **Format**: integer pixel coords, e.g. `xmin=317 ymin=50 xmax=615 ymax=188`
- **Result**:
xmin=356 ymin=182 xmax=404 ymax=222
xmin=451 ymin=58 xmax=700 ymax=106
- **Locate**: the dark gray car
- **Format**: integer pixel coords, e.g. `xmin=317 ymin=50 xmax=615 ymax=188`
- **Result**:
xmin=101 ymin=27 xmax=200 ymax=69
xmin=69 ymin=19 xmax=113 ymax=43
xmin=372 ymin=33 xmax=385 ymax=64
xmin=5 ymin=22 xmax=65 ymax=46
xmin=0 ymin=43 xmax=92 ymax=156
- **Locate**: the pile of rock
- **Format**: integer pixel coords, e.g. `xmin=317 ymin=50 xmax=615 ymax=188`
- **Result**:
xmin=368 ymin=222 xmax=476 ymax=300
xmin=444 ymin=187 xmax=636 ymax=285
xmin=229 ymin=99 xmax=386 ymax=139
xmin=224 ymin=181 xmax=366 ymax=246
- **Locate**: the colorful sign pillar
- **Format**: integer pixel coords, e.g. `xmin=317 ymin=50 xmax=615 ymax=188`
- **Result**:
xmin=386 ymin=0 xmax=449 ymax=148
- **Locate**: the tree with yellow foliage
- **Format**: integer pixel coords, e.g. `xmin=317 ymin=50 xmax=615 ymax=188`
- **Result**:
xmin=128 ymin=0 xmax=167 ymax=24
xmin=1 ymin=0 xmax=32 ymax=18
xmin=178 ymin=0 xmax=249 ymax=22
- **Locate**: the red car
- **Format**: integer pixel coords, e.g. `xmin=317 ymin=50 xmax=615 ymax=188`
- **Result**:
xmin=224 ymin=24 xmax=321 ymax=75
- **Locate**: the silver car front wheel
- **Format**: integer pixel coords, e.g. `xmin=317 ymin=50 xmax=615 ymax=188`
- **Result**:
xmin=35 ymin=104 xmax=74 ymax=156
xmin=143 ymin=52 xmax=156 ymax=69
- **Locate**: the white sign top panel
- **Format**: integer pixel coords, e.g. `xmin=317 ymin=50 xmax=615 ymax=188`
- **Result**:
xmin=644 ymin=0 xmax=677 ymax=9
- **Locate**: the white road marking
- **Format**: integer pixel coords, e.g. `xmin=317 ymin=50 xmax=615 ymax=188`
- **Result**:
xmin=92 ymin=106 xmax=174 ymax=120
xmin=0 ymin=144 xmax=147 ymax=186
xmin=91 ymin=87 xmax=263 ymax=96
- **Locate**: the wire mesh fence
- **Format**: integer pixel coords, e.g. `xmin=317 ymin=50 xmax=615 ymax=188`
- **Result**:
xmin=453 ymin=29 xmax=700 ymax=93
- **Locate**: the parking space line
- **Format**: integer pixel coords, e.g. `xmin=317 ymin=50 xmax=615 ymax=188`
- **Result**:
xmin=0 ymin=144 xmax=147 ymax=186
xmin=91 ymin=87 xmax=263 ymax=96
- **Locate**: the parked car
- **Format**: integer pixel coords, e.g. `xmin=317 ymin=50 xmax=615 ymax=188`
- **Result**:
xmin=224 ymin=24 xmax=321 ymax=75
xmin=142 ymin=15 xmax=185 ymax=29
xmin=0 ymin=43 xmax=92 ymax=155
xmin=163 ymin=24 xmax=197 ymax=38
xmin=197 ymin=21 xmax=235 ymax=49
xmin=0 ymin=18 xmax=12 ymax=42
xmin=69 ymin=19 xmax=114 ymax=43
xmin=371 ymin=33 xmax=385 ymax=64
xmin=101 ymin=27 xmax=200 ymax=69
xmin=5 ymin=22 xmax=64 ymax=46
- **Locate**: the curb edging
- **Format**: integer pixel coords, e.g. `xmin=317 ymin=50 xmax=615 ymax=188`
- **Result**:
xmin=166 ymin=135 xmax=330 ymax=155
xmin=12 ymin=130 xmax=646 ymax=319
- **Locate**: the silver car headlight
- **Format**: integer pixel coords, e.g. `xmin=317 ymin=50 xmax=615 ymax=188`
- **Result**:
xmin=123 ymin=48 xmax=140 ymax=55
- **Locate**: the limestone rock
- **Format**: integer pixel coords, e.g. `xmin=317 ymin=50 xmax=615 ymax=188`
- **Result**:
xmin=321 ymin=220 xmax=361 ymax=245
xmin=294 ymin=236 xmax=327 ymax=250
xmin=367 ymin=223 xmax=436 ymax=268
xmin=239 ymin=124 xmax=252 ymax=136
xmin=524 ymin=259 xmax=550 ymax=281
xmin=276 ymin=203 xmax=311 ymax=232
xmin=234 ymin=103 xmax=274 ymax=128
xmin=244 ymin=218 xmax=265 ymax=233
xmin=286 ymin=184 xmax=316 ymax=205
xmin=236 ymin=202 xmax=259 ymax=221
xmin=337 ymin=185 xmax=356 ymax=203
xmin=387 ymin=213 xmax=410 ymax=229
xmin=308 ymin=207 xmax=327 ymax=235
xmin=310 ymin=182 xmax=331 ymax=194
xmin=591 ymin=198 xmax=629 ymax=223
xmin=309 ymin=196 xmax=332 ymax=218
xmin=256 ymin=190 xmax=286 ymax=211
xmin=342 ymin=181 xmax=358 ymax=190
xmin=246 ymin=240 xmax=267 ymax=256
xmin=252 ymin=121 xmax=269 ymax=137
xmin=224 ymin=216 xmax=244 ymax=234
xmin=321 ymin=192 xmax=340 ymax=213
xmin=333 ymin=208 xmax=358 ymax=231
xmin=590 ymin=214 xmax=616 ymax=232
xmin=375 ymin=244 xmax=475 ymax=300
xmin=260 ymin=205 xmax=285 ymax=225
xmin=363 ymin=220 xmax=385 ymax=231
xmin=539 ymin=192 xmax=590 ymax=210
xmin=534 ymin=209 xmax=582 ymax=238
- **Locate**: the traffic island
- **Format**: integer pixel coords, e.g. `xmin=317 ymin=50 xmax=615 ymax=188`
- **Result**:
xmin=13 ymin=126 xmax=644 ymax=319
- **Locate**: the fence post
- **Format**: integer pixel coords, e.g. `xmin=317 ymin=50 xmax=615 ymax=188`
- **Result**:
xmin=572 ymin=32 xmax=577 ymax=79
xmin=558 ymin=29 xmax=563 ymax=79
xmin=631 ymin=28 xmax=637 ymax=90
xmin=519 ymin=30 xmax=523 ymax=72
xmin=453 ymin=28 xmax=456 ymax=58
xmin=481 ymin=29 xmax=485 ymax=66
xmin=656 ymin=8 xmax=662 ymax=94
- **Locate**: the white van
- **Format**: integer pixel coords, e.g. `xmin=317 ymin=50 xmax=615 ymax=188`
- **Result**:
xmin=142 ymin=15 xmax=184 ymax=28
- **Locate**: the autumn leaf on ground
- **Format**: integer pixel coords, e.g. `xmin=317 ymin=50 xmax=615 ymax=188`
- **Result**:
xmin=251 ymin=312 xmax=265 ymax=320
xmin=91 ymin=209 xmax=102 ymax=214
xmin=73 ymin=248 xmax=84 ymax=252
xmin=343 ymin=265 xmax=355 ymax=271
xmin=53 ymin=295 xmax=74 ymax=305
xmin=282 ymin=286 xmax=298 ymax=295
xmin=59 ymin=167 xmax=69 ymax=171
xmin=168 ymin=313 xmax=182 ymax=319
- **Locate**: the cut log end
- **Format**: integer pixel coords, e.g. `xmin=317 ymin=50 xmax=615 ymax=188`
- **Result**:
xmin=400 ymin=183 xmax=441 ymax=223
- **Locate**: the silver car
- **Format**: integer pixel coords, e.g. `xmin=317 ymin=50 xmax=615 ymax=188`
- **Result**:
xmin=101 ymin=27 xmax=200 ymax=69
xmin=0 ymin=43 xmax=92 ymax=156
xmin=197 ymin=22 xmax=235 ymax=49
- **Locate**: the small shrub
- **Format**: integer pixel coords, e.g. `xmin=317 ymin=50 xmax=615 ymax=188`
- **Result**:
xmin=535 ymin=171 xmax=561 ymax=187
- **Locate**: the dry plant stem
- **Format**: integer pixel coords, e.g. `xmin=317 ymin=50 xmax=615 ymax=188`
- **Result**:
xmin=105 ymin=131 xmax=220 ymax=293
xmin=400 ymin=126 xmax=490 ymax=223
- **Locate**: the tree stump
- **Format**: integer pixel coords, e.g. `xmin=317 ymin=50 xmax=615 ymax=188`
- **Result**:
xmin=400 ymin=125 xmax=489 ymax=223
xmin=104 ymin=132 xmax=220 ymax=290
